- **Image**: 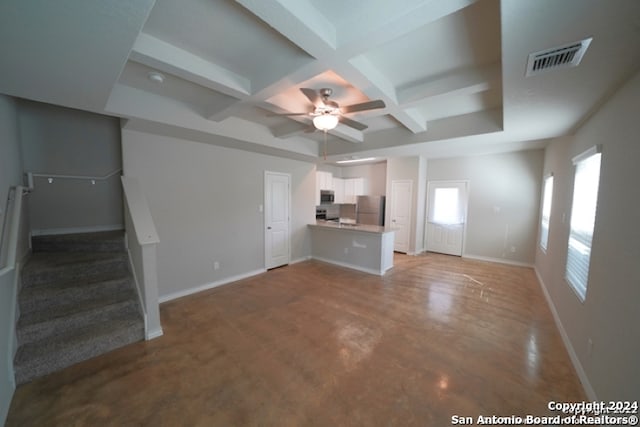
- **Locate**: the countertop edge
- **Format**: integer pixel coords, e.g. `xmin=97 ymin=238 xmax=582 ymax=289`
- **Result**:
xmin=308 ymin=222 xmax=396 ymax=235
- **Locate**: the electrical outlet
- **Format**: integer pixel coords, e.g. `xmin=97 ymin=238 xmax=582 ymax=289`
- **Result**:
xmin=510 ymin=246 xmax=516 ymax=253
xmin=214 ymin=261 xmax=220 ymax=270
xmin=344 ymin=247 xmax=349 ymax=254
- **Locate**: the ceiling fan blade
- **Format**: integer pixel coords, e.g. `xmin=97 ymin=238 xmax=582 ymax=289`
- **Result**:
xmin=339 ymin=116 xmax=368 ymax=131
xmin=304 ymin=126 xmax=317 ymax=133
xmin=300 ymin=88 xmax=323 ymax=107
xmin=267 ymin=112 xmax=311 ymax=117
xmin=341 ymin=99 xmax=386 ymax=114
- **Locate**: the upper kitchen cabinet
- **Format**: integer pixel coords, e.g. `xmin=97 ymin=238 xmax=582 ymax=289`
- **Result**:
xmin=343 ymin=178 xmax=364 ymax=204
xmin=333 ymin=177 xmax=345 ymax=204
xmin=316 ymin=171 xmax=333 ymax=205
xmin=317 ymin=171 xmax=333 ymax=190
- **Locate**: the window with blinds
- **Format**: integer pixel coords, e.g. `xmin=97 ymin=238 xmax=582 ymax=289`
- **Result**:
xmin=540 ymin=175 xmax=554 ymax=251
xmin=566 ymin=146 xmax=602 ymax=302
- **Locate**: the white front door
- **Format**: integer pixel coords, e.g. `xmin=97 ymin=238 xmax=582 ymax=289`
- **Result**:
xmin=265 ymin=171 xmax=290 ymax=269
xmin=390 ymin=180 xmax=412 ymax=253
xmin=425 ymin=181 xmax=468 ymax=256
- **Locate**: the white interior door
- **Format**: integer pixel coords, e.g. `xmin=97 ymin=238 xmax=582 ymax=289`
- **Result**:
xmin=390 ymin=180 xmax=412 ymax=253
xmin=265 ymin=171 xmax=290 ymax=269
xmin=426 ymin=181 xmax=468 ymax=256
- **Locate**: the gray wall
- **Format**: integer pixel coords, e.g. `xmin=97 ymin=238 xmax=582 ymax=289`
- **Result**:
xmin=17 ymin=100 xmax=123 ymax=234
xmin=535 ymin=71 xmax=640 ymax=400
xmin=122 ymin=129 xmax=316 ymax=300
xmin=427 ymin=150 xmax=544 ymax=264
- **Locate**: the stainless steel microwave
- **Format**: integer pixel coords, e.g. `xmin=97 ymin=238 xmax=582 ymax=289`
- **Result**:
xmin=320 ymin=190 xmax=335 ymax=204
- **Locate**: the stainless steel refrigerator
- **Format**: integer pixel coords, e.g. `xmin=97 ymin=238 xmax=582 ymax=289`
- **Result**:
xmin=356 ymin=196 xmax=386 ymax=225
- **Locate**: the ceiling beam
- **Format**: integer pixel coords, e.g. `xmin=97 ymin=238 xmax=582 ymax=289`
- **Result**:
xmin=130 ymin=33 xmax=251 ymax=100
xmin=346 ymin=56 xmax=427 ymax=133
xmin=397 ymin=63 xmax=500 ymax=107
xmin=271 ymin=121 xmax=309 ymax=138
xmin=235 ymin=0 xmax=430 ymax=135
xmin=235 ymin=0 xmax=489 ymax=139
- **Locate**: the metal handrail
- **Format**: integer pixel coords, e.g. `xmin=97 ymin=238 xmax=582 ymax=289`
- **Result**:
xmin=27 ymin=169 xmax=122 ymax=185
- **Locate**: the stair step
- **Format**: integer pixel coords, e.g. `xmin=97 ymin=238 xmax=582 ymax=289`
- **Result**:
xmin=17 ymin=290 xmax=139 ymax=346
xmin=22 ymin=252 xmax=129 ymax=288
xmin=19 ymin=272 xmax=132 ymax=315
xmin=14 ymin=313 xmax=144 ymax=385
xmin=15 ymin=231 xmax=146 ymax=384
xmin=31 ymin=230 xmax=125 ymax=253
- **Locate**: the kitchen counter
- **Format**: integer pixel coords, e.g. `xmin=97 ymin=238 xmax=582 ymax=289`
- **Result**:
xmin=309 ymin=220 xmax=395 ymax=234
xmin=309 ymin=221 xmax=395 ymax=275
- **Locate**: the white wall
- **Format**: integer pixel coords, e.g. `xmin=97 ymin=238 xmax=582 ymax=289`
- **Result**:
xmin=122 ymin=129 xmax=316 ymax=300
xmin=17 ymin=100 xmax=123 ymax=234
xmin=0 ymin=94 xmax=27 ymax=426
xmin=340 ymin=162 xmax=387 ymax=196
xmin=427 ymin=150 xmax=544 ymax=264
xmin=535 ymin=71 xmax=640 ymax=400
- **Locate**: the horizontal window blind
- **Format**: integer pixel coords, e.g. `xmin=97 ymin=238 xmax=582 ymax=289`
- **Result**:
xmin=565 ymin=149 xmax=601 ymax=301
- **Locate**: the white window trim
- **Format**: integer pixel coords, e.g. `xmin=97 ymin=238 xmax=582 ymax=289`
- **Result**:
xmin=565 ymin=146 xmax=602 ymax=303
xmin=571 ymin=144 xmax=602 ymax=164
xmin=539 ymin=172 xmax=554 ymax=253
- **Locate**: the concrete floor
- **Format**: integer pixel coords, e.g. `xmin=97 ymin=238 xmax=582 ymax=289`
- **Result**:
xmin=7 ymin=253 xmax=584 ymax=426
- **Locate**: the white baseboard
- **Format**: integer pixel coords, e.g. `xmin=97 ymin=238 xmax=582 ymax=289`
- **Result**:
xmin=462 ymin=253 xmax=534 ymax=268
xmin=30 ymin=224 xmax=124 ymax=236
xmin=158 ymin=269 xmax=266 ymax=304
xmin=290 ymin=256 xmax=311 ymax=265
xmin=311 ymin=256 xmax=386 ymax=276
xmin=146 ymin=328 xmax=164 ymax=340
xmin=534 ymin=268 xmax=597 ymax=401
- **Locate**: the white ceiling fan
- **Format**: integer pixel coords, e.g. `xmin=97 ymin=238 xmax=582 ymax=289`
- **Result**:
xmin=275 ymin=88 xmax=386 ymax=132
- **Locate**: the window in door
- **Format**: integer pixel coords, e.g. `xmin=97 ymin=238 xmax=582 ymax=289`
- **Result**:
xmin=566 ymin=146 xmax=602 ymax=302
xmin=429 ymin=187 xmax=465 ymax=225
xmin=539 ymin=175 xmax=554 ymax=251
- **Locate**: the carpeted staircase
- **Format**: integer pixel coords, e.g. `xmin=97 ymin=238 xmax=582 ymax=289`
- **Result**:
xmin=14 ymin=230 xmax=145 ymax=384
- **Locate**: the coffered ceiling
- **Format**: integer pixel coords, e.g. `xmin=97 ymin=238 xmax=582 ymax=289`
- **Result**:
xmin=1 ymin=0 xmax=639 ymax=163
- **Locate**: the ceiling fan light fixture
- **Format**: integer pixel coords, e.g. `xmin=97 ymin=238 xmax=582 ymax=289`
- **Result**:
xmin=313 ymin=114 xmax=339 ymax=131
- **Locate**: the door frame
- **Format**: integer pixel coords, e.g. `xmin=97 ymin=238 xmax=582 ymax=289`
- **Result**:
xmin=424 ymin=180 xmax=470 ymax=256
xmin=264 ymin=171 xmax=291 ymax=269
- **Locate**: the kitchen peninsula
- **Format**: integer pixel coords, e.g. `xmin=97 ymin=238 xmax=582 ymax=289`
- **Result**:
xmin=308 ymin=221 xmax=395 ymax=275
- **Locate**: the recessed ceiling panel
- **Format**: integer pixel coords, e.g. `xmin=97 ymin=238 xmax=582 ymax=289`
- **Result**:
xmin=143 ymin=0 xmax=313 ymax=85
xmin=309 ymin=0 xmax=426 ymax=35
xmin=266 ymin=70 xmax=371 ymax=113
xmin=360 ymin=0 xmax=500 ymax=88
xmin=119 ymin=61 xmax=238 ymax=117
xmin=415 ymin=89 xmax=502 ymax=122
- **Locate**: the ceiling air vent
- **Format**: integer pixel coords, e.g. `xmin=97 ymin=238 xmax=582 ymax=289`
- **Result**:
xmin=526 ymin=37 xmax=592 ymax=76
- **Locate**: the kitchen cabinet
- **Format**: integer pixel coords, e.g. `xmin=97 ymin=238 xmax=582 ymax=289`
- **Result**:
xmin=316 ymin=171 xmax=333 ymax=205
xmin=333 ymin=178 xmax=344 ymax=203
xmin=309 ymin=222 xmax=395 ymax=275
xmin=317 ymin=171 xmax=333 ymax=190
xmin=343 ymin=177 xmax=364 ymax=204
